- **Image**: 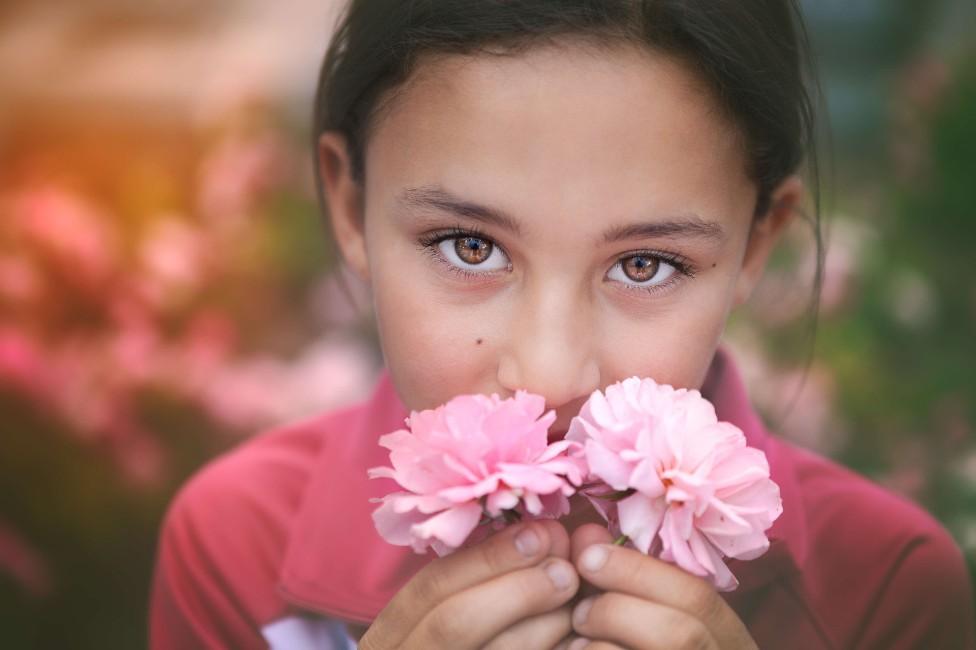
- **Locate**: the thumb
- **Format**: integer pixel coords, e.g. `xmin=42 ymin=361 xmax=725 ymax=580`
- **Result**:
xmin=569 ymin=523 xmax=614 ymax=567
xmin=569 ymin=523 xmax=614 ymax=601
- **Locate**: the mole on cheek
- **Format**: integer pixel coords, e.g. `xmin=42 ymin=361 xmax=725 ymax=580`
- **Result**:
xmin=476 ymin=338 xmax=483 ymax=345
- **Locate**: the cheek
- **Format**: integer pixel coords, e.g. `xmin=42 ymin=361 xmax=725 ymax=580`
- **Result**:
xmin=599 ymin=286 xmax=734 ymax=390
xmin=370 ymin=263 xmax=499 ymax=410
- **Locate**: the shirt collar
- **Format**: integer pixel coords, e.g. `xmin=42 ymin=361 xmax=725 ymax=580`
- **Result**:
xmin=277 ymin=346 xmax=808 ymax=622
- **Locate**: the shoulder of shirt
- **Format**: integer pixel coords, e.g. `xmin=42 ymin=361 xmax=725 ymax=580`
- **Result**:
xmin=781 ymin=439 xmax=956 ymax=550
xmin=772 ymin=437 xmax=974 ymax=648
xmin=167 ymin=403 xmax=359 ymax=522
xmin=163 ymin=391 xmax=373 ymax=520
xmin=154 ymin=400 xmax=368 ymax=625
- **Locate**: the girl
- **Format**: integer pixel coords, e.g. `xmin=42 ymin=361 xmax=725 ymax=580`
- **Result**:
xmin=149 ymin=1 xmax=975 ymax=648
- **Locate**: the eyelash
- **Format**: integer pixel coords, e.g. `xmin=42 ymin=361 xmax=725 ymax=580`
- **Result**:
xmin=417 ymin=225 xmax=697 ymax=296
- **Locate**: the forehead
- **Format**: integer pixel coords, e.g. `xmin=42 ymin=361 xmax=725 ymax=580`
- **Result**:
xmin=364 ymin=40 xmax=755 ymax=234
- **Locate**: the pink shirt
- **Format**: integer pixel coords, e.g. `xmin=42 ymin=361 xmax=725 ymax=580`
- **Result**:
xmin=149 ymin=347 xmax=975 ymax=649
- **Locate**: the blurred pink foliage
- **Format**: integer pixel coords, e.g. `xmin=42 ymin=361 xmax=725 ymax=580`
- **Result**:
xmin=0 ymin=255 xmax=40 ymax=302
xmin=0 ymin=107 xmax=378 ymax=492
xmin=724 ymin=332 xmax=844 ymax=457
xmin=9 ymin=186 xmax=119 ymax=287
xmin=749 ymin=217 xmax=871 ymax=327
xmin=200 ymin=337 xmax=378 ymax=430
xmin=0 ymin=520 xmax=51 ymax=599
xmin=197 ymin=129 xmax=287 ymax=227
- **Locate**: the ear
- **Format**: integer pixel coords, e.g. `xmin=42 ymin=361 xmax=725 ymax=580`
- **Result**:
xmin=733 ymin=174 xmax=804 ymax=307
xmin=318 ymin=131 xmax=370 ymax=283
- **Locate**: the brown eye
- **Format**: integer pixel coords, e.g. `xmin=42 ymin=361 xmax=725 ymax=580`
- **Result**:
xmin=455 ymin=237 xmax=493 ymax=264
xmin=428 ymin=232 xmax=511 ymax=274
xmin=621 ymin=255 xmax=660 ymax=282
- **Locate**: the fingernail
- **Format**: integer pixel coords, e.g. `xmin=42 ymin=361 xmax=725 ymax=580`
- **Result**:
xmin=580 ymin=545 xmax=609 ymax=572
xmin=573 ymin=597 xmax=594 ymax=628
xmin=514 ymin=528 xmax=541 ymax=557
xmin=569 ymin=637 xmax=590 ymax=650
xmin=544 ymin=560 xmax=574 ymax=590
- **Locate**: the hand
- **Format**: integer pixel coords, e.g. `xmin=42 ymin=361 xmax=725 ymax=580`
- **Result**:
xmin=359 ymin=520 xmax=580 ymax=650
xmin=561 ymin=524 xmax=758 ymax=650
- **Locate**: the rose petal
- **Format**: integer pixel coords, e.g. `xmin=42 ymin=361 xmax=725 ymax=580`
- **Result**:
xmin=585 ymin=439 xmax=635 ymax=490
xmin=372 ymin=497 xmax=430 ymax=547
xmin=410 ymin=501 xmax=484 ymax=553
xmin=617 ymin=493 xmax=666 ymax=554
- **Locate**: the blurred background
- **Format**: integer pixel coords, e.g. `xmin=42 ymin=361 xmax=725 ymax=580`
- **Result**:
xmin=0 ymin=0 xmax=973 ymax=646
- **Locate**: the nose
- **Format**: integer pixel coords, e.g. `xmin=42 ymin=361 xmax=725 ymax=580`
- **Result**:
xmin=495 ymin=284 xmax=601 ymax=415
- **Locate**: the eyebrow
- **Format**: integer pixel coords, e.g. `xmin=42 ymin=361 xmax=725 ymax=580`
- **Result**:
xmin=398 ymin=186 xmax=725 ymax=244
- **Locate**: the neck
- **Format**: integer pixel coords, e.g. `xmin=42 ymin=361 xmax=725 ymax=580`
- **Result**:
xmin=700 ymin=348 xmax=725 ymax=402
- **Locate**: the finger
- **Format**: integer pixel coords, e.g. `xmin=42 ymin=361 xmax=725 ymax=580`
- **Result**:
xmin=482 ymin=604 xmax=573 ymax=650
xmin=406 ymin=557 xmax=579 ymax=649
xmin=569 ymin=523 xmax=614 ymax=566
xmin=574 ymin=543 xmax=748 ymax=642
xmin=569 ymin=523 xmax=613 ymax=600
xmin=553 ymin=637 xmax=574 ymax=650
xmin=572 ymin=593 xmax=719 ymax=650
xmin=565 ymin=639 xmax=625 ymax=650
xmin=369 ymin=520 xmax=569 ymax=647
xmin=542 ymin=518 xmax=572 ymax=561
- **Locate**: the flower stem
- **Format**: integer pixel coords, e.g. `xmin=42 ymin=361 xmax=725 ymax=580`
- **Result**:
xmin=612 ymin=534 xmax=629 ymax=546
xmin=605 ymin=489 xmax=636 ymax=502
xmin=578 ymin=481 xmax=605 ymax=491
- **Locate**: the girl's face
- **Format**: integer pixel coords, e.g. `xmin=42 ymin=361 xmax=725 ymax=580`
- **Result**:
xmin=321 ymin=41 xmax=800 ymax=436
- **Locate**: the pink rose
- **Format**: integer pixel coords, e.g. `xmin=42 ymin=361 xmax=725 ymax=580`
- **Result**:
xmin=369 ymin=391 xmax=586 ymax=556
xmin=567 ymin=376 xmax=782 ymax=591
